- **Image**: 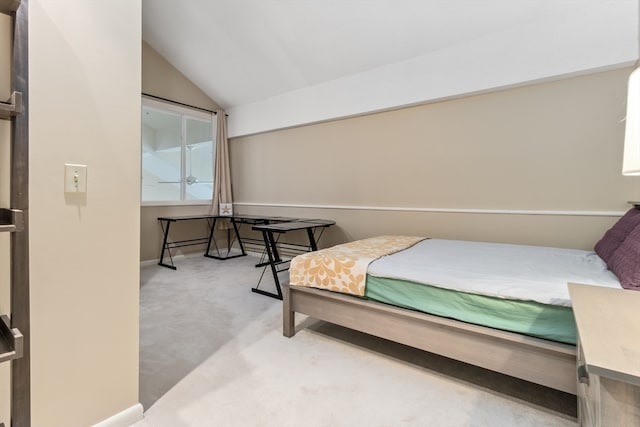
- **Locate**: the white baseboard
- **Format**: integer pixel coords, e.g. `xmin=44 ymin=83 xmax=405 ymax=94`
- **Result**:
xmin=141 ymin=248 xmax=260 ymax=268
xmin=140 ymin=251 xmax=207 ymax=267
xmin=140 ymin=258 xmax=160 ymax=267
xmin=91 ymin=403 xmax=143 ymax=427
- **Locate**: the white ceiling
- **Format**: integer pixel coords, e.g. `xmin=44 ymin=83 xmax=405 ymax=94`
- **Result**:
xmin=142 ymin=1 xmax=639 ymax=136
xmin=142 ymin=1 xmax=586 ymax=108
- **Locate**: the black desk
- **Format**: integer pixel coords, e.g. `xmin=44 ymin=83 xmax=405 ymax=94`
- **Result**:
xmin=231 ymin=215 xmax=297 ymax=225
xmin=251 ymin=220 xmax=335 ymax=299
xmin=157 ymin=214 xmax=298 ymax=269
xmin=157 ymin=215 xmax=246 ymax=270
xmin=217 ymin=215 xmax=298 ymax=266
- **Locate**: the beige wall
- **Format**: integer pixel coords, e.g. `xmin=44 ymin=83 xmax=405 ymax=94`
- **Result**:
xmin=30 ymin=1 xmax=141 ymax=426
xmin=0 ymin=13 xmax=9 ymax=101
xmin=230 ymin=67 xmax=638 ymax=251
xmin=142 ymin=41 xmax=220 ymax=112
xmin=141 ymin=204 xmax=214 ymax=262
xmin=140 ymin=42 xmax=222 ymax=262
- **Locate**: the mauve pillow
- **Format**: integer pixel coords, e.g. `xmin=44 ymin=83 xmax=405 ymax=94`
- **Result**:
xmin=608 ymin=223 xmax=640 ymax=290
xmin=594 ymin=208 xmax=640 ymax=264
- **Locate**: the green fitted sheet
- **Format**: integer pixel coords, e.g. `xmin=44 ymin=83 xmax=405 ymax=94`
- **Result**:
xmin=364 ymin=275 xmax=576 ymax=345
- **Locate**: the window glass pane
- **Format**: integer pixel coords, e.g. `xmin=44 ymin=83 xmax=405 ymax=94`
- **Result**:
xmin=141 ymin=98 xmax=216 ymax=204
xmin=185 ymin=117 xmax=215 ymax=201
xmin=142 ymin=107 xmax=182 ymax=202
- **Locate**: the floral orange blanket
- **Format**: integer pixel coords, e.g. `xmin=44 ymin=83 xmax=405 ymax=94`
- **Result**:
xmin=289 ymin=235 xmax=426 ymax=296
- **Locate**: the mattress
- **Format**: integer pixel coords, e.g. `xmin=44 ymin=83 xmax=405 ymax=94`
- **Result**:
xmin=368 ymin=239 xmax=621 ymax=306
xmin=364 ymin=239 xmax=622 ymax=344
xmin=365 ymin=275 xmax=577 ymax=344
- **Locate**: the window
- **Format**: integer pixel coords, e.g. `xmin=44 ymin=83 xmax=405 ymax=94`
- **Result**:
xmin=141 ymin=97 xmax=216 ymax=204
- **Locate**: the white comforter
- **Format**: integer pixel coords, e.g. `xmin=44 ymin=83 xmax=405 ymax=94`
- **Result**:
xmin=367 ymin=239 xmax=621 ymax=307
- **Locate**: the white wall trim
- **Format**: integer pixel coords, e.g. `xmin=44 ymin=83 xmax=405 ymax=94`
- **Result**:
xmin=91 ymin=403 xmax=143 ymax=427
xmin=229 ymin=63 xmax=635 ymax=139
xmin=234 ymin=202 xmax=625 ymax=217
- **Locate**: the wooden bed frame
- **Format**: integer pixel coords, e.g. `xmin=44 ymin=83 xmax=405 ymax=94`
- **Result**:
xmin=283 ymin=284 xmax=577 ymax=395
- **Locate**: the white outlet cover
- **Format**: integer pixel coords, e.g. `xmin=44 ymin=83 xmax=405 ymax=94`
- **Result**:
xmin=64 ymin=163 xmax=87 ymax=193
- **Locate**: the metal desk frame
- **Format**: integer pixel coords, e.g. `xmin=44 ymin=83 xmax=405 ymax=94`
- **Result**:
xmin=222 ymin=215 xmax=297 ymax=267
xmin=251 ymin=219 xmax=335 ymax=299
xmin=156 ymin=214 xmax=298 ymax=270
xmin=157 ymin=215 xmax=246 ymax=270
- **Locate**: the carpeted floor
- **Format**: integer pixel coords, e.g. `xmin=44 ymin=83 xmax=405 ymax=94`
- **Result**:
xmin=135 ymin=254 xmax=577 ymax=427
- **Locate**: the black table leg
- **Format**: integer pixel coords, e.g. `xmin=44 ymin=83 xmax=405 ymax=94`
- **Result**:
xmin=255 ymin=228 xmax=282 ymax=267
xmin=158 ymin=220 xmax=176 ymax=270
xmin=204 ymin=217 xmax=247 ymax=260
xmin=306 ymin=227 xmax=318 ymax=251
xmin=232 ymin=218 xmax=247 ymax=256
xmin=251 ymin=229 xmax=283 ymax=300
xmin=204 ymin=217 xmax=218 ymax=256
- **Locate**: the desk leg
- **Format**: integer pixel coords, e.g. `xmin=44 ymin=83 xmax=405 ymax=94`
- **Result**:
xmin=204 ymin=217 xmax=218 ymax=257
xmin=255 ymin=230 xmax=282 ymax=268
xmin=252 ymin=230 xmax=283 ymax=300
xmin=232 ymin=219 xmax=247 ymax=256
xmin=158 ymin=220 xmax=177 ymax=270
xmin=306 ymin=227 xmax=318 ymax=251
xmin=204 ymin=218 xmax=247 ymax=260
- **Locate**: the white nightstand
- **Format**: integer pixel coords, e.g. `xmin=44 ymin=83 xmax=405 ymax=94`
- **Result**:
xmin=569 ymin=283 xmax=640 ymax=426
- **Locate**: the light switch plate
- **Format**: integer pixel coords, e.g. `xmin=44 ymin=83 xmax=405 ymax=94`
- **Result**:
xmin=64 ymin=163 xmax=87 ymax=193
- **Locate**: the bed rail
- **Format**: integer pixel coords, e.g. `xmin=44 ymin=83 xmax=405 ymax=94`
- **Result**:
xmin=284 ymin=284 xmax=577 ymax=394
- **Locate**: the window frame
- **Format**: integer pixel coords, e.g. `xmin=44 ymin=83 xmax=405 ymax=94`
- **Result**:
xmin=141 ymin=96 xmax=215 ymax=207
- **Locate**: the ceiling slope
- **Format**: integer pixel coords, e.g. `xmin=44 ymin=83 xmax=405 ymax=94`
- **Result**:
xmin=142 ymin=1 xmax=639 ymax=137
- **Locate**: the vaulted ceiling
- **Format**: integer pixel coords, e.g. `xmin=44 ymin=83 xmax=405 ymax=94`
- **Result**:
xmin=142 ymin=1 xmax=639 ymax=137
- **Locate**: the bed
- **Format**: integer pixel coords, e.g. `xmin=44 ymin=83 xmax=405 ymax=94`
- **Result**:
xmin=283 ymin=235 xmax=626 ymax=395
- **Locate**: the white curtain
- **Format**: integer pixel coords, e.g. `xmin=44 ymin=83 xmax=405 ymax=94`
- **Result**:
xmin=211 ymin=110 xmax=233 ymax=228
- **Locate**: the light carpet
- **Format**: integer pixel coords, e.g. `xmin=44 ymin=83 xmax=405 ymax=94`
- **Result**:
xmin=135 ymin=254 xmax=577 ymax=427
